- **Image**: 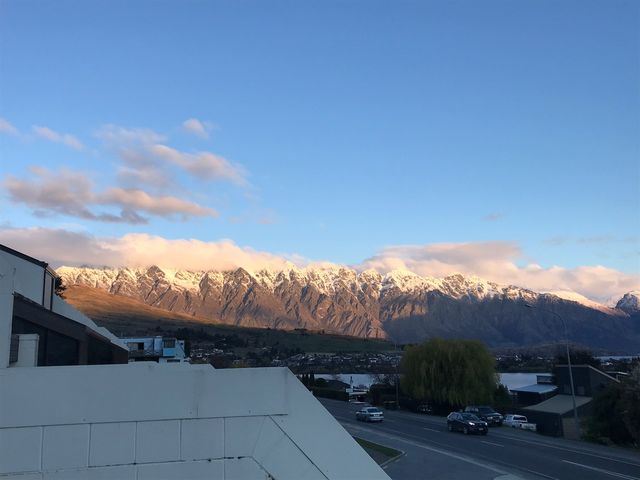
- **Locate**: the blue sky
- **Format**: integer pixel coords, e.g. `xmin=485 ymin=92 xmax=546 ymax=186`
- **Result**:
xmin=0 ymin=0 xmax=638 ymax=300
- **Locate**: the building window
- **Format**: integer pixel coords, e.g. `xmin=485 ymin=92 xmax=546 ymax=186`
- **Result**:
xmin=163 ymin=339 xmax=176 ymax=348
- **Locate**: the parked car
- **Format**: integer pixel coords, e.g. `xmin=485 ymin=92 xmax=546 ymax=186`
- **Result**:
xmin=417 ymin=404 xmax=433 ymax=414
xmin=504 ymin=414 xmax=537 ymax=431
xmin=356 ymin=407 xmax=384 ymax=422
xmin=464 ymin=405 xmax=503 ymax=426
xmin=447 ymin=412 xmax=488 ymax=435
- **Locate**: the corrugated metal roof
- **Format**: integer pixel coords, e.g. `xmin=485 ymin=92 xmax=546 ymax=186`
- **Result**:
xmin=510 ymin=384 xmax=558 ymax=394
xmin=524 ymin=394 xmax=592 ymax=415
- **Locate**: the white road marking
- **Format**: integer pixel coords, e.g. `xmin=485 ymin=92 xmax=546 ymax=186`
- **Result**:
xmin=346 ymin=423 xmax=512 ymax=476
xmin=346 ymin=422 xmax=559 ymax=479
xmin=328 ymin=403 xmax=640 ymax=478
xmin=423 ymin=427 xmax=441 ymax=433
xmin=481 ymin=440 xmax=504 ymax=447
xmin=495 ymin=435 xmax=640 ymax=468
xmin=562 ymin=460 xmax=640 ymax=480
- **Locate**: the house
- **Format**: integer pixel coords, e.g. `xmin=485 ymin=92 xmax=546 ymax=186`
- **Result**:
xmin=510 ymin=374 xmax=558 ymax=407
xmin=521 ymin=365 xmax=619 ymax=438
xmin=324 ymin=378 xmax=350 ymax=391
xmin=0 ymin=244 xmax=389 ymax=479
xmin=123 ymin=335 xmax=189 ymax=363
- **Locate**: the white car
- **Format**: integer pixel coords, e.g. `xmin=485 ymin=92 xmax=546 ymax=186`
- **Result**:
xmin=356 ymin=407 xmax=384 ymax=422
xmin=504 ymin=414 xmax=536 ymax=431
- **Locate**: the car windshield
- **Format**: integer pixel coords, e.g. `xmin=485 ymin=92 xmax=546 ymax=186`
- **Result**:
xmin=367 ymin=408 xmax=381 ymax=413
xmin=461 ymin=413 xmax=480 ymax=420
xmin=514 ymin=416 xmax=527 ymax=421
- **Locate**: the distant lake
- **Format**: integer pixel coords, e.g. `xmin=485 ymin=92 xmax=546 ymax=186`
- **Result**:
xmin=316 ymin=373 xmax=376 ymax=389
xmin=597 ymin=355 xmax=639 ymax=361
xmin=317 ymin=372 xmax=544 ymax=391
xmin=498 ymin=373 xmax=543 ymax=390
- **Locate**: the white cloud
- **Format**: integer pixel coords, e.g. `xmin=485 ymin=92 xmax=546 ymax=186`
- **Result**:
xmin=0 ymin=228 xmax=297 ymax=271
xmin=99 ymin=187 xmax=218 ymax=219
xmin=0 ymin=117 xmax=19 ymax=136
xmin=483 ymin=212 xmax=505 ymax=221
xmin=94 ymin=124 xmax=166 ymax=145
xmin=182 ymin=118 xmax=211 ymax=139
xmin=150 ymin=144 xmax=247 ymax=185
xmin=5 ymin=168 xmax=103 ymax=221
xmin=115 ymin=165 xmax=174 ymax=190
xmin=32 ymin=125 xmax=83 ymax=150
xmin=0 ymin=227 xmax=635 ymax=302
xmin=4 ymin=167 xmax=218 ymax=223
xmin=359 ymin=241 xmax=640 ymax=303
xmin=92 ymin=124 xmax=247 ymax=188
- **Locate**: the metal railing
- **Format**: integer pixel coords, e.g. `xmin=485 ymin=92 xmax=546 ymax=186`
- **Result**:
xmin=128 ymin=349 xmax=163 ymax=358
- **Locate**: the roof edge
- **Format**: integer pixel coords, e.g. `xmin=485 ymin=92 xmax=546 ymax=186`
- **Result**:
xmin=0 ymin=243 xmax=49 ymax=269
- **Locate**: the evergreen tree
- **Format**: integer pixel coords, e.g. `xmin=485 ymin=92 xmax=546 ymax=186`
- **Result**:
xmin=54 ymin=277 xmax=67 ymax=298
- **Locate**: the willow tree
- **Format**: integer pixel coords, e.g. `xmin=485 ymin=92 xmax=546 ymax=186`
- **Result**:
xmin=401 ymin=338 xmax=498 ymax=407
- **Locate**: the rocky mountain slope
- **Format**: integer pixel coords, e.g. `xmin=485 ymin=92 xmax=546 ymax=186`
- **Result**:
xmin=57 ymin=265 xmax=640 ymax=352
xmin=615 ymin=291 xmax=640 ymax=315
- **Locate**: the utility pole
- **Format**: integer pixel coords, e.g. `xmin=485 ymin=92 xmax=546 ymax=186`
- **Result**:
xmin=394 ymin=341 xmax=400 ymax=409
xmin=525 ymin=304 xmax=580 ymax=436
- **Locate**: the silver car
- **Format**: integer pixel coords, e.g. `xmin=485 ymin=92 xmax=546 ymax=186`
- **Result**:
xmin=504 ymin=414 xmax=528 ymax=427
xmin=356 ymin=407 xmax=384 ymax=422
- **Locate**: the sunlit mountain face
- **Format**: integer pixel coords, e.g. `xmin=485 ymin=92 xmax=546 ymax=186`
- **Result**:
xmin=58 ymin=265 xmax=640 ymax=352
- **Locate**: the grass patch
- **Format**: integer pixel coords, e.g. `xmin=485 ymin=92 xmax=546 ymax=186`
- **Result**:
xmin=354 ymin=437 xmax=402 ymax=458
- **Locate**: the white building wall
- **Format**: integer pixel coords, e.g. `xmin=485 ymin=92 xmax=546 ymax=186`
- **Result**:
xmin=0 ymin=250 xmax=46 ymax=306
xmin=0 ymin=254 xmax=16 ymax=368
xmin=0 ymin=364 xmax=389 ymax=480
xmin=0 ymin=252 xmax=48 ymax=368
xmin=0 ymin=249 xmax=126 ymax=366
xmin=0 ymin=246 xmax=389 ymax=479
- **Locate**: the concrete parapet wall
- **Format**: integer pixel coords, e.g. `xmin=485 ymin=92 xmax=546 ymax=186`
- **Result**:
xmin=0 ymin=364 xmax=389 ymax=479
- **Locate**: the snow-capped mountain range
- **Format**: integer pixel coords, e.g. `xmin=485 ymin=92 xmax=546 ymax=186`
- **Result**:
xmin=57 ymin=265 xmax=640 ymax=351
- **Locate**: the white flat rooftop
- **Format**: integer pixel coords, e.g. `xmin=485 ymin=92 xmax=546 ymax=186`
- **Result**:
xmin=0 ymin=363 xmax=390 ymax=480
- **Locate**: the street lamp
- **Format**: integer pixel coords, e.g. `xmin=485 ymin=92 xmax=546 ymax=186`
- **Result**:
xmin=524 ymin=303 xmax=580 ymax=436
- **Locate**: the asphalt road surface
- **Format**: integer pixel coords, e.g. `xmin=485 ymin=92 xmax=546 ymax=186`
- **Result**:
xmin=319 ymin=399 xmax=640 ymax=480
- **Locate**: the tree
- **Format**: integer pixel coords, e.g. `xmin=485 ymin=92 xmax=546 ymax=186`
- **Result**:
xmin=401 ymin=338 xmax=498 ymax=408
xmin=371 ymin=373 xmax=399 ymax=387
xmin=586 ymin=383 xmax=633 ymax=445
xmin=586 ymin=365 xmax=640 ymax=447
xmin=622 ymin=366 xmax=640 ymax=445
xmin=555 ymin=349 xmax=600 ymax=369
xmin=493 ymin=384 xmax=512 ymax=413
xmin=54 ymin=277 xmax=67 ymax=299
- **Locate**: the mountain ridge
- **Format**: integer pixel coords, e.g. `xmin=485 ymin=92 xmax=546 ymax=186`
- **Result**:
xmin=57 ymin=265 xmax=640 ymax=351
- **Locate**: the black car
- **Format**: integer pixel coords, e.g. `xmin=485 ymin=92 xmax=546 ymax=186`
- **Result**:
xmin=447 ymin=412 xmax=488 ymax=435
xmin=417 ymin=404 xmax=433 ymax=414
xmin=464 ymin=406 xmax=503 ymax=426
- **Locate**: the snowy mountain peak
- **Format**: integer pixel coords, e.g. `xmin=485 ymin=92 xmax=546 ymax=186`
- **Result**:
xmin=57 ymin=264 xmax=514 ymax=299
xmin=615 ymin=291 xmax=640 ymax=315
xmin=56 ymin=264 xmax=640 ymax=350
xmin=56 ymin=264 xmax=634 ymax=316
xmin=545 ymin=290 xmax=624 ymax=316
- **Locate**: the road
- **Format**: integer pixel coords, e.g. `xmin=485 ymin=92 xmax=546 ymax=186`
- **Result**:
xmin=319 ymin=399 xmax=640 ymax=480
